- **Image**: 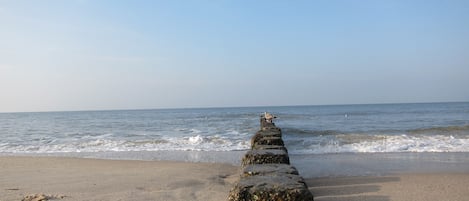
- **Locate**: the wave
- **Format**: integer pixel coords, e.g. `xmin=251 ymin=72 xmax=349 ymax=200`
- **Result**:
xmin=2 ymin=133 xmax=469 ymax=155
xmin=0 ymin=135 xmax=251 ymax=153
xmin=283 ymin=124 xmax=469 ymax=137
xmin=2 ymin=125 xmax=469 ymax=155
xmin=282 ymin=123 xmax=469 ymax=155
xmin=282 ymin=128 xmax=342 ymax=136
xmin=285 ymin=134 xmax=469 ymax=154
xmin=408 ymin=125 xmax=469 ymax=135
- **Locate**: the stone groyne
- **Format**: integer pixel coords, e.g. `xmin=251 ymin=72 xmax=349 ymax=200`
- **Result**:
xmin=228 ymin=114 xmax=314 ymax=201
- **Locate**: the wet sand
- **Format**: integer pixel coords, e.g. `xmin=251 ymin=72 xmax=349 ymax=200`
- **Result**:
xmin=308 ymin=173 xmax=469 ymax=201
xmin=2 ymin=156 xmax=469 ymax=201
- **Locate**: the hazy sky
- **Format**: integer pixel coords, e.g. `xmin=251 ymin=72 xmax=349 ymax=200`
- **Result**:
xmin=1 ymin=0 xmax=468 ymax=112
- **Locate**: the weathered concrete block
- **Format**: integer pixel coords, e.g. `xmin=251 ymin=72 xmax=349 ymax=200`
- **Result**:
xmin=260 ymin=117 xmax=276 ymax=129
xmin=257 ymin=129 xmax=282 ymax=137
xmin=261 ymin=122 xmax=276 ymax=129
xmin=241 ymin=149 xmax=289 ymax=167
xmin=251 ymin=136 xmax=284 ymax=148
xmin=241 ymin=164 xmax=299 ymax=178
xmin=261 ymin=126 xmax=281 ymax=132
xmin=228 ymin=174 xmax=313 ymax=201
xmin=252 ymin=144 xmax=288 ymax=152
xmin=228 ymin=114 xmax=314 ymax=200
xmin=251 ymin=131 xmax=282 ymax=147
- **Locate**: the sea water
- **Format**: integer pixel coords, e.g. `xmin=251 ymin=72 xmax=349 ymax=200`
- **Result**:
xmin=1 ymin=102 xmax=469 ymax=176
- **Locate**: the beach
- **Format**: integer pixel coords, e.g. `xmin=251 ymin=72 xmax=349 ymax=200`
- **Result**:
xmin=1 ymin=104 xmax=469 ymax=200
xmin=2 ymin=156 xmax=469 ymax=201
xmin=1 ymin=156 xmax=238 ymax=201
xmin=309 ymin=173 xmax=469 ymax=201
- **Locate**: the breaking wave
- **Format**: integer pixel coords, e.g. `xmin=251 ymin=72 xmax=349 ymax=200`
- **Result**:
xmin=0 ymin=135 xmax=251 ymax=153
xmin=1 ymin=103 xmax=468 ymax=157
xmin=283 ymin=124 xmax=469 ymax=154
xmin=285 ymin=133 xmax=469 ymax=154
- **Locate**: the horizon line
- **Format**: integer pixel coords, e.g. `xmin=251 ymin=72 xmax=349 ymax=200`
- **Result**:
xmin=1 ymin=100 xmax=468 ymax=114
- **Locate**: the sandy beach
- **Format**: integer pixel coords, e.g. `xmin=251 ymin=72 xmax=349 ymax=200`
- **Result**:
xmin=2 ymin=156 xmax=469 ymax=201
xmin=309 ymin=174 xmax=469 ymax=201
xmin=1 ymin=156 xmax=239 ymax=201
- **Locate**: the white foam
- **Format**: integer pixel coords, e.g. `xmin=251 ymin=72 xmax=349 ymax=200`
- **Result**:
xmin=0 ymin=134 xmax=251 ymax=153
xmin=288 ymin=134 xmax=469 ymax=154
xmin=2 ymin=131 xmax=468 ymax=155
xmin=188 ymin=135 xmax=204 ymax=144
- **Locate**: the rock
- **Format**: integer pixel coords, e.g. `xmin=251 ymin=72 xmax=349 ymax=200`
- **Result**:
xmin=241 ymin=164 xmax=299 ymax=178
xmin=252 ymin=144 xmax=288 ymax=152
xmin=241 ymin=149 xmax=289 ymax=167
xmin=228 ymin=115 xmax=314 ymax=200
xmin=257 ymin=130 xmax=282 ymax=138
xmin=250 ymin=131 xmax=282 ymax=147
xmin=251 ymin=136 xmax=284 ymax=148
xmin=228 ymin=174 xmax=313 ymax=201
xmin=260 ymin=117 xmax=276 ymax=129
xmin=261 ymin=126 xmax=281 ymax=132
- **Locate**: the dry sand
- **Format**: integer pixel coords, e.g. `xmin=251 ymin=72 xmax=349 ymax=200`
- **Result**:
xmin=0 ymin=156 xmax=239 ymax=201
xmin=2 ymin=156 xmax=469 ymax=201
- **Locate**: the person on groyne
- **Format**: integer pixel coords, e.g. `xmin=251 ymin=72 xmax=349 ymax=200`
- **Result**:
xmin=228 ymin=113 xmax=314 ymax=201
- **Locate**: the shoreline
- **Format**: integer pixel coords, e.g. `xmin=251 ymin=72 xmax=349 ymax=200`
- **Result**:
xmin=3 ymin=151 xmax=469 ymax=177
xmin=291 ymin=152 xmax=469 ymax=178
xmin=1 ymin=156 xmax=240 ymax=201
xmin=308 ymin=173 xmax=469 ymax=201
xmin=2 ymin=155 xmax=469 ymax=200
xmin=0 ymin=150 xmax=248 ymax=165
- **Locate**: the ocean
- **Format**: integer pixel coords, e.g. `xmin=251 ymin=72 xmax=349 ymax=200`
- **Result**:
xmin=2 ymin=102 xmax=469 ymax=177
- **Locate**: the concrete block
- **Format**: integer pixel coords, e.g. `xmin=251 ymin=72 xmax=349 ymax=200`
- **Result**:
xmin=241 ymin=149 xmax=289 ymax=167
xmin=252 ymin=136 xmax=284 ymax=148
xmin=228 ymin=174 xmax=313 ymax=201
xmin=252 ymin=144 xmax=288 ymax=152
xmin=241 ymin=164 xmax=299 ymax=178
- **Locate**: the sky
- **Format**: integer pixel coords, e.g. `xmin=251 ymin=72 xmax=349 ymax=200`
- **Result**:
xmin=1 ymin=0 xmax=468 ymax=112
